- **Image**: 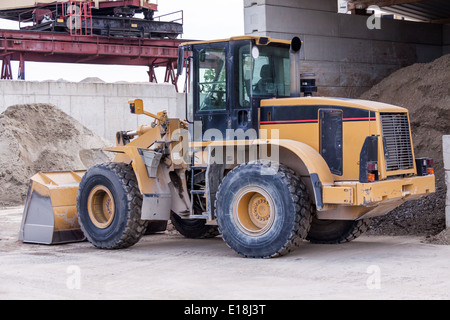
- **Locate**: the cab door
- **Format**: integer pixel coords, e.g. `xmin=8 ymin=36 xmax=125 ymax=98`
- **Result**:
xmin=192 ymin=42 xmax=229 ymax=142
xmin=229 ymin=41 xmax=254 ymax=136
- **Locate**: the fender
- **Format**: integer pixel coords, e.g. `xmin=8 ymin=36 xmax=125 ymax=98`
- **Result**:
xmin=270 ymin=139 xmax=334 ymax=211
xmin=104 ymin=145 xmax=157 ymax=195
xmin=196 ymin=139 xmax=335 ymax=211
xmin=103 ymin=145 xmax=175 ymax=220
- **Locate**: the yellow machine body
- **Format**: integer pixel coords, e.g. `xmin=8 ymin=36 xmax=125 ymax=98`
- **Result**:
xmin=18 ymin=36 xmax=435 ymax=250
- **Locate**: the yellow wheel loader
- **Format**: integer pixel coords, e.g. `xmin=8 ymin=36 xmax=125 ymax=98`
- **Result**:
xmin=19 ymin=36 xmax=435 ymax=258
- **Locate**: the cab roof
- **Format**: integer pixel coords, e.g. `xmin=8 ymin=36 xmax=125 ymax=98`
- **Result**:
xmin=180 ymin=35 xmax=291 ymax=47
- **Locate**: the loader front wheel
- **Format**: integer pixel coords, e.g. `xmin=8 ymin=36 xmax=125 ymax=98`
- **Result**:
xmin=77 ymin=163 xmax=148 ymax=249
xmin=215 ymin=162 xmax=313 ymax=258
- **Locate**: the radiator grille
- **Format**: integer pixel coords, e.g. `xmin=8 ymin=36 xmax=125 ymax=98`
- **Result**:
xmin=380 ymin=113 xmax=414 ymax=171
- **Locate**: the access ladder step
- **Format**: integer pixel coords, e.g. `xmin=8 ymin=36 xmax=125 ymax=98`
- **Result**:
xmin=192 ymin=166 xmax=208 ymax=170
xmin=188 ymin=214 xmax=209 ymax=219
xmin=191 ymin=190 xmax=206 ymax=195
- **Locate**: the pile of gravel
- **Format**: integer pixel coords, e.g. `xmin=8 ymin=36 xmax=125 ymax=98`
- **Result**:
xmin=360 ymin=54 xmax=450 ymax=238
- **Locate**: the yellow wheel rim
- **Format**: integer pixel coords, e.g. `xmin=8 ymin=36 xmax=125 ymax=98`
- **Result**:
xmin=87 ymin=185 xmax=115 ymax=229
xmin=233 ymin=187 xmax=275 ymax=236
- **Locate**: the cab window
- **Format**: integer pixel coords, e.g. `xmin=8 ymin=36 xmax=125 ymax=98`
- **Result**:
xmin=197 ymin=47 xmax=227 ymax=111
xmin=252 ymin=45 xmax=290 ymax=97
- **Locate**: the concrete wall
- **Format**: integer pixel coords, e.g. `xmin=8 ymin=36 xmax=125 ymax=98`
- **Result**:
xmin=0 ymin=80 xmax=184 ymax=142
xmin=244 ymin=0 xmax=447 ymax=98
xmin=444 ymin=136 xmax=450 ymax=229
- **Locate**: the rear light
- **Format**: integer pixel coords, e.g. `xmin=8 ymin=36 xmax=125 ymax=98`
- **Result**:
xmin=367 ymin=162 xmax=377 ymax=172
xmin=366 ymin=161 xmax=378 ymax=182
xmin=415 ymin=157 xmax=434 ymax=176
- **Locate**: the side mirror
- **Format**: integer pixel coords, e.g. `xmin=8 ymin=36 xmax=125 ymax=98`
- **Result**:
xmin=199 ymin=50 xmax=206 ymax=62
xmin=177 ymin=46 xmax=185 ymax=76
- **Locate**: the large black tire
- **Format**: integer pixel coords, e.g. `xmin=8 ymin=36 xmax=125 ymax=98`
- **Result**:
xmin=76 ymin=162 xmax=148 ymax=249
xmin=306 ymin=216 xmax=371 ymax=244
xmin=215 ymin=162 xmax=313 ymax=258
xmin=144 ymin=221 xmax=168 ymax=235
xmin=170 ymin=213 xmax=219 ymax=239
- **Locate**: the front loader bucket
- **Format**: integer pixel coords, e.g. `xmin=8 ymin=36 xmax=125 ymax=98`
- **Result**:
xmin=19 ymin=171 xmax=87 ymax=245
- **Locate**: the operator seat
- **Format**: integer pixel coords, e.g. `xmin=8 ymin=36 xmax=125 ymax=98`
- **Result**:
xmin=255 ymin=64 xmax=274 ymax=95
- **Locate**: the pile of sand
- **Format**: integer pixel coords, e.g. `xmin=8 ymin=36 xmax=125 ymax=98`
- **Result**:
xmin=0 ymin=104 xmax=112 ymax=207
xmin=360 ymin=54 xmax=450 ymax=238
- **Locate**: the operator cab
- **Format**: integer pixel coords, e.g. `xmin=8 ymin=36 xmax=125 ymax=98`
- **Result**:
xmin=178 ymin=36 xmax=294 ymax=141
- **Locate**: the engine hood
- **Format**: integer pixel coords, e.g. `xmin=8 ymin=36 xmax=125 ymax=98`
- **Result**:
xmin=260 ymin=97 xmax=408 ymax=114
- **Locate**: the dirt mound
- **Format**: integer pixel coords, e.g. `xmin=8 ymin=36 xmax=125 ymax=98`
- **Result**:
xmin=424 ymin=229 xmax=450 ymax=245
xmin=0 ymin=104 xmax=113 ymax=207
xmin=360 ymin=54 xmax=450 ymax=237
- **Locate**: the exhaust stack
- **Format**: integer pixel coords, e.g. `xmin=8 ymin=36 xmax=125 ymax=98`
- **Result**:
xmin=290 ymin=36 xmax=302 ymax=97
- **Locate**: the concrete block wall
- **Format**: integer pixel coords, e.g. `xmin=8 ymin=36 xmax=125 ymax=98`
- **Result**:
xmin=444 ymin=135 xmax=450 ymax=229
xmin=0 ymin=80 xmax=184 ymax=142
xmin=244 ymin=0 xmax=447 ymax=98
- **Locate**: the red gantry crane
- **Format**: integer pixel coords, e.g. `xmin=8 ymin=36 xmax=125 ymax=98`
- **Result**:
xmin=0 ymin=1 xmax=185 ymax=90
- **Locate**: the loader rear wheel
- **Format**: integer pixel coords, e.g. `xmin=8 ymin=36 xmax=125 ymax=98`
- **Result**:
xmin=77 ymin=163 xmax=148 ymax=249
xmin=144 ymin=221 xmax=168 ymax=235
xmin=306 ymin=216 xmax=371 ymax=244
xmin=215 ymin=162 xmax=313 ymax=258
xmin=170 ymin=213 xmax=219 ymax=239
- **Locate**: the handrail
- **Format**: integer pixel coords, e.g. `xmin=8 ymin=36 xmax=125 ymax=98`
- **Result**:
xmin=153 ymin=10 xmax=183 ymax=24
